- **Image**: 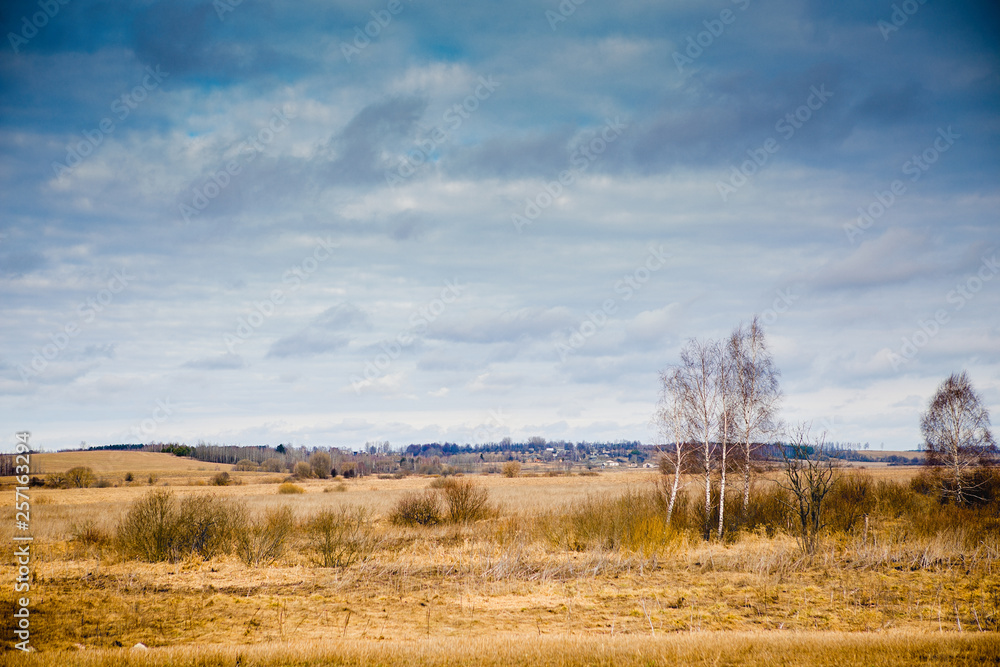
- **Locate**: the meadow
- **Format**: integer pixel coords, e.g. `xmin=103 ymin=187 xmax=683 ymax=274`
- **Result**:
xmin=2 ymin=451 xmax=998 ymax=666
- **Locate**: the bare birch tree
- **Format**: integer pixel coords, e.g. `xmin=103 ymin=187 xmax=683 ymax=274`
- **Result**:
xmin=920 ymin=371 xmax=996 ymax=504
xmin=677 ymin=338 xmax=721 ymax=541
xmin=655 ymin=366 xmax=691 ymax=524
xmin=716 ymin=339 xmax=736 ymax=540
xmin=730 ymin=316 xmax=782 ymax=519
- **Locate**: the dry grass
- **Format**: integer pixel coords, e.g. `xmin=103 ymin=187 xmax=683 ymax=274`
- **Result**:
xmin=3 ymin=633 xmax=998 ymax=666
xmin=30 ymin=451 xmax=232 ymax=475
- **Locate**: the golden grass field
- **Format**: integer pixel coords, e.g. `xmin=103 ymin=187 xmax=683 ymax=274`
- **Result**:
xmin=2 ymin=451 xmax=997 ymax=666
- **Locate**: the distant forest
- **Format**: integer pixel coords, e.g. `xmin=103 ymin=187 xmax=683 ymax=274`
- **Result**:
xmin=0 ymin=438 xmax=921 ymax=478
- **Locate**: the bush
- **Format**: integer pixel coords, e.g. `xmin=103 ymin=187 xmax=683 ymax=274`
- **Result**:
xmin=441 ymin=479 xmax=492 ymax=523
xmin=71 ymin=520 xmax=111 ymax=556
xmin=560 ymin=488 xmax=673 ymax=552
xmin=176 ymin=494 xmax=243 ymax=559
xmin=234 ymin=459 xmax=259 ymax=471
xmin=235 ymin=506 xmax=294 ymax=567
xmin=293 ymin=461 xmax=313 ymax=479
xmin=115 ymin=490 xmax=241 ymax=562
xmin=738 ymin=484 xmax=792 ymax=537
xmin=116 ymin=489 xmax=179 ymax=562
xmin=308 ymin=507 xmax=376 ymax=567
xmin=502 ymin=461 xmax=522 ymax=478
xmin=66 ymin=466 xmax=96 ymax=488
xmin=124 ymin=472 xmax=134 ymax=483
xmin=391 ymin=490 xmax=443 ymax=526
xmin=262 ymin=458 xmax=284 ymax=473
xmin=212 ymin=471 xmax=232 ymax=486
xmin=310 ymin=452 xmax=332 ymax=479
xmin=825 ymin=471 xmax=875 ymax=533
xmin=278 ymin=482 xmax=305 ymax=494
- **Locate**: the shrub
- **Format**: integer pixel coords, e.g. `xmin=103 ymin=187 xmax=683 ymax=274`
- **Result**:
xmin=310 ymin=451 xmax=332 ymax=479
xmin=502 ymin=461 xmax=522 ymax=478
xmin=212 ymin=471 xmax=232 ymax=486
xmin=308 ymin=507 xmax=376 ymax=567
xmin=147 ymin=474 xmax=158 ymax=485
xmin=116 ymin=489 xmax=178 ymax=562
xmin=235 ymin=506 xmax=294 ymax=566
xmin=234 ymin=459 xmax=259 ymax=471
xmin=278 ymin=482 xmax=305 ymax=494
xmin=71 ymin=520 xmax=111 ymax=555
xmin=441 ymin=478 xmax=492 ymax=523
xmin=391 ymin=490 xmax=443 ymax=526
xmin=561 ymin=488 xmax=673 ymax=552
xmin=341 ymin=462 xmax=357 ymax=478
xmin=293 ymin=461 xmax=313 ymax=479
xmin=66 ymin=466 xmax=96 ymax=488
xmin=124 ymin=472 xmax=134 ymax=482
xmin=94 ymin=477 xmax=112 ymax=488
xmin=825 ymin=471 xmax=876 ymax=533
xmin=115 ymin=490 xmax=242 ymax=562
xmin=261 ymin=458 xmax=284 ymax=473
xmin=175 ymin=494 xmax=242 ymax=559
xmin=738 ymin=483 xmax=792 ymax=537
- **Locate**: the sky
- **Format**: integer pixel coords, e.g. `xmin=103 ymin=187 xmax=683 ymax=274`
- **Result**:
xmin=1 ymin=0 xmax=998 ymax=453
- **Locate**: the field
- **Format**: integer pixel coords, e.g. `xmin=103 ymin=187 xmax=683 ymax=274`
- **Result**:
xmin=2 ymin=451 xmax=998 ymax=666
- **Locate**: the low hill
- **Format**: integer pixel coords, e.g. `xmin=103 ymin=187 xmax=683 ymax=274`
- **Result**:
xmin=30 ymin=450 xmax=233 ymax=474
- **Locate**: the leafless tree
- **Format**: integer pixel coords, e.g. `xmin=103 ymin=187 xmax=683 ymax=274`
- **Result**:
xmin=655 ymin=366 xmax=691 ymax=523
xmin=920 ymin=371 xmax=997 ymax=504
xmin=729 ymin=316 xmax=782 ymax=518
xmin=716 ymin=337 xmax=737 ymax=540
xmin=775 ymin=423 xmax=839 ymax=555
xmin=677 ymin=337 xmax=721 ymax=540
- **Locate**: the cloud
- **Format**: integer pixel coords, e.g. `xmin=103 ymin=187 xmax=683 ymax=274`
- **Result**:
xmin=182 ymin=352 xmax=246 ymax=370
xmin=429 ymin=307 xmax=575 ymax=344
xmin=267 ymin=303 xmax=368 ymax=358
xmin=811 ymin=229 xmax=935 ymax=290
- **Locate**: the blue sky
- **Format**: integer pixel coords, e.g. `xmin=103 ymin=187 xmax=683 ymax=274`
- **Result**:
xmin=1 ymin=0 xmax=998 ymax=452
